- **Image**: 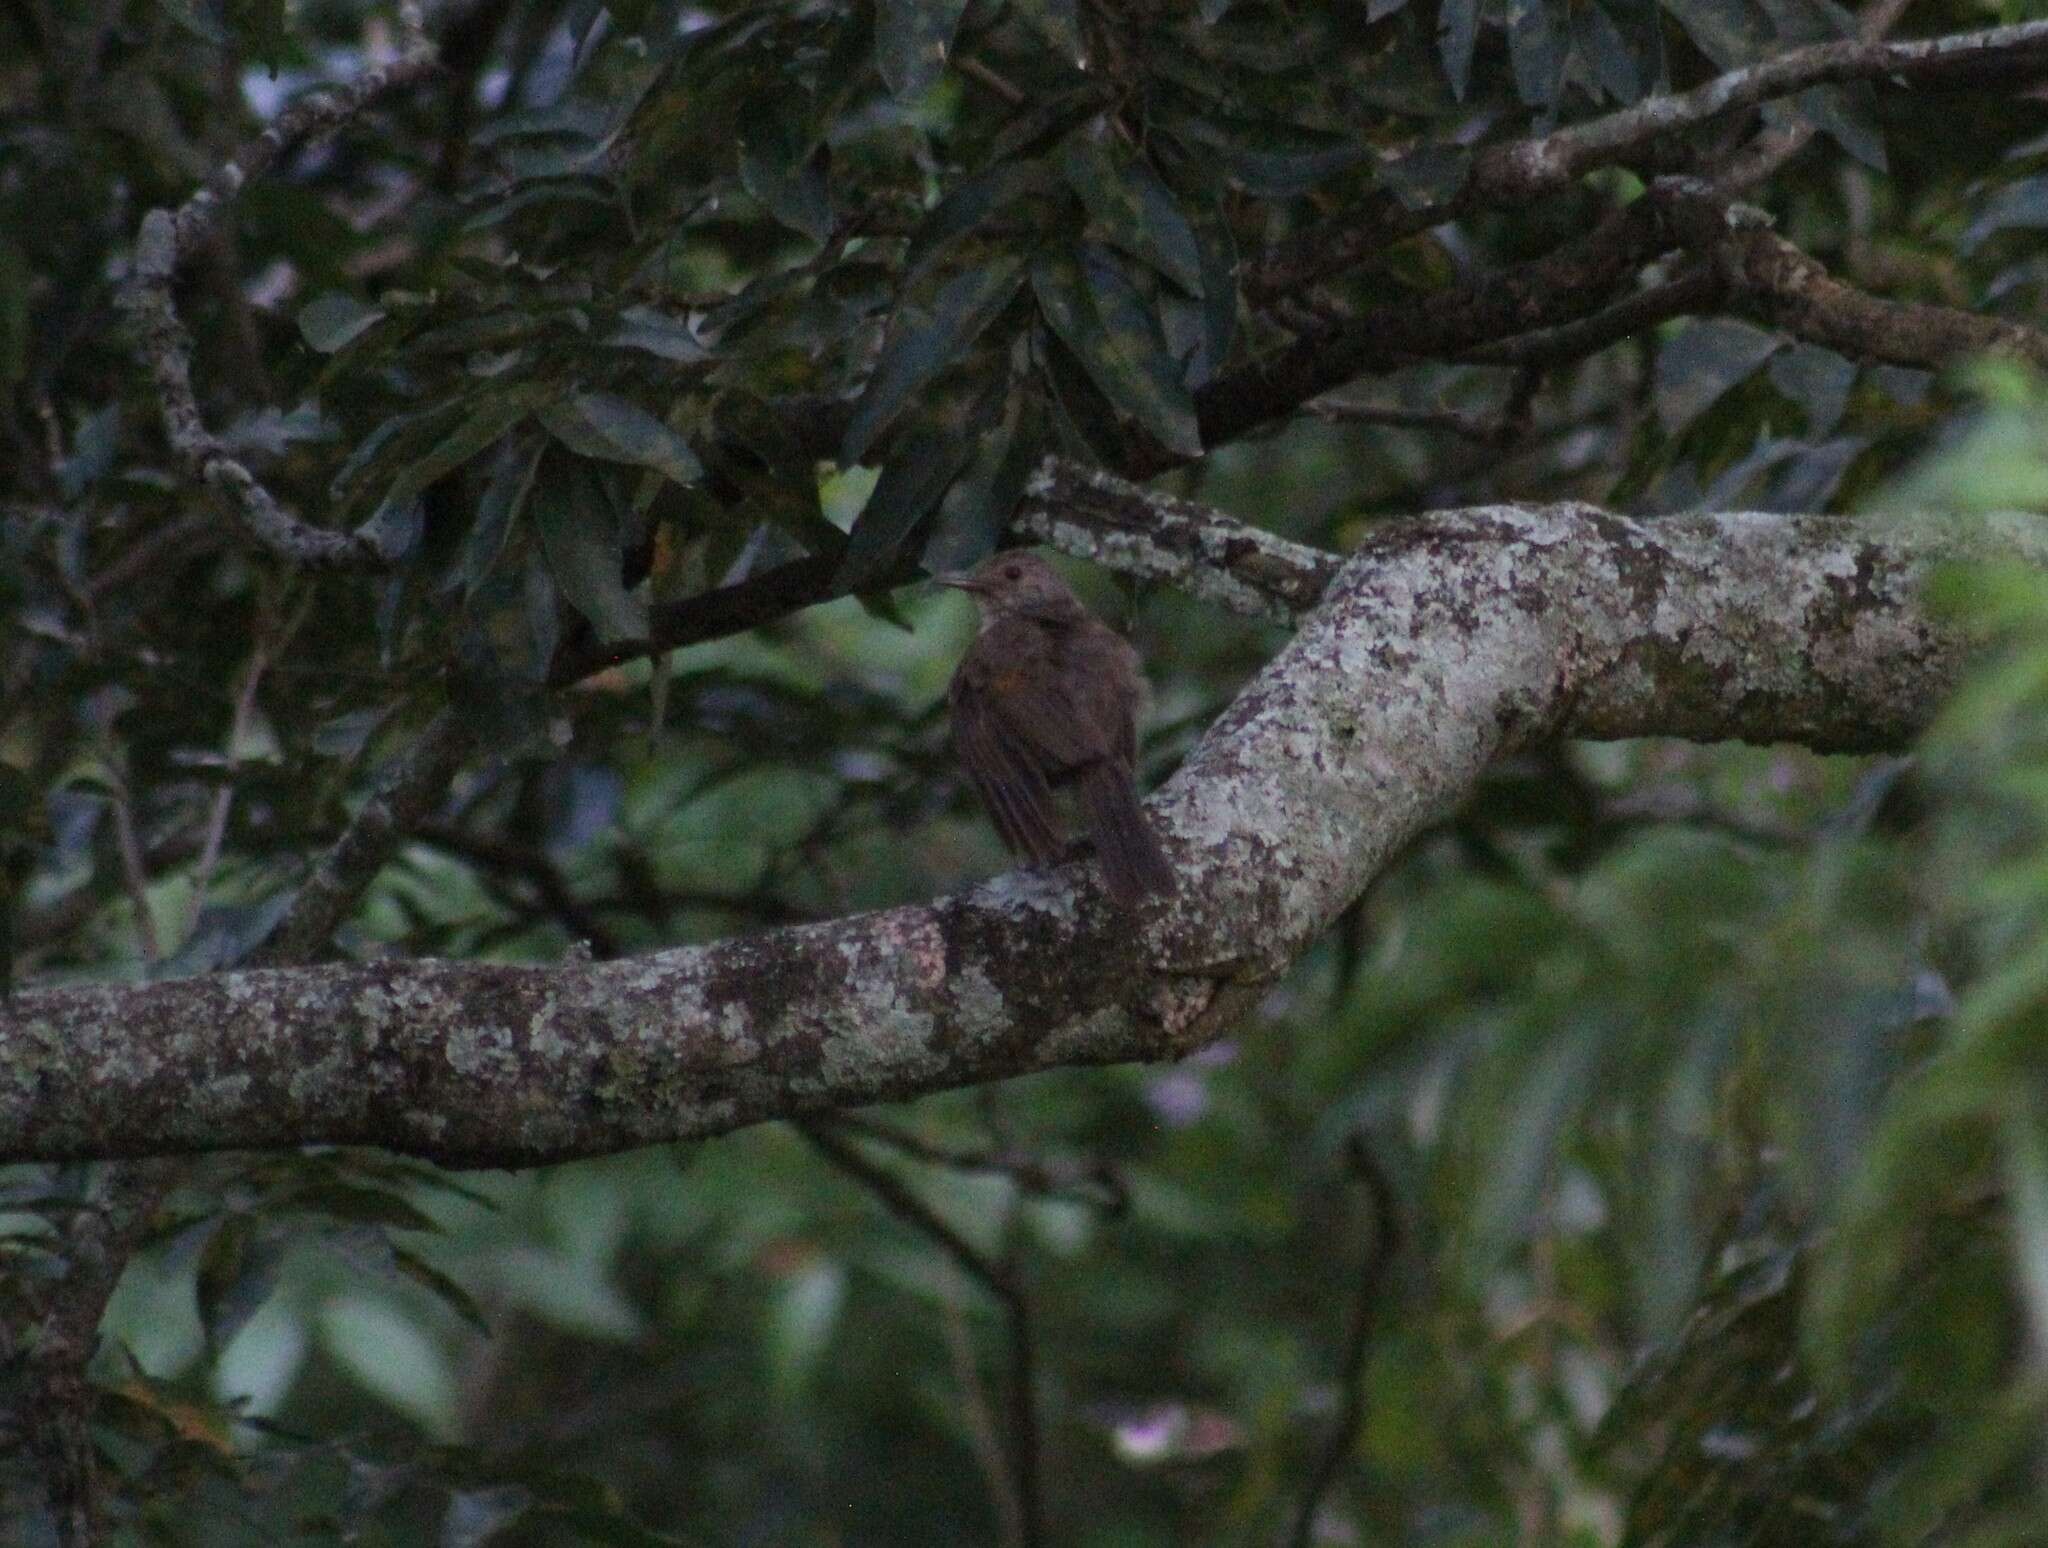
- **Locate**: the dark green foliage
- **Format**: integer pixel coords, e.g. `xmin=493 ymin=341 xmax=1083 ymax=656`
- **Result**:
xmin=11 ymin=0 xmax=2048 ymax=1540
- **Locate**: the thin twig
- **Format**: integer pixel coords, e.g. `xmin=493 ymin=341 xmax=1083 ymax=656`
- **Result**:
xmin=958 ymin=54 xmax=1027 ymax=105
xmin=247 ymin=707 xmax=479 ymax=966
xmin=118 ymin=25 xmax=438 ymax=570
xmin=1286 ymin=1137 xmax=1401 ymax=1548
xmin=108 ymin=766 xmax=161 ymax=963
xmin=182 ymin=591 xmax=309 ymax=943
xmin=832 ymin=1113 xmax=1128 ymax=1213
xmin=1456 ymin=266 xmax=1721 ymax=368
xmin=415 ymin=823 xmax=628 ymax=960
xmin=941 ymin=1285 xmax=1027 ymax=1548
xmin=800 ymin=1121 xmax=1044 ymax=1548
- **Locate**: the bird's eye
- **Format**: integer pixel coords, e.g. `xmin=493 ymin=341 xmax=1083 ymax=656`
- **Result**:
xmin=1004 ymin=564 xmax=1023 ymax=581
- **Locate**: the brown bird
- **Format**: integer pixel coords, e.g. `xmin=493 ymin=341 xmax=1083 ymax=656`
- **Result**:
xmin=939 ymin=552 xmax=1175 ymax=904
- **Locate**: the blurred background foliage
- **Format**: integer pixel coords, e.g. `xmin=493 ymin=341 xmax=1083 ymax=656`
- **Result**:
xmin=9 ymin=0 xmax=2048 ymax=1540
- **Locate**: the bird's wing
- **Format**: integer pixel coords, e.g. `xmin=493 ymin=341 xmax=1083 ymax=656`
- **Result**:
xmin=969 ymin=622 xmax=1128 ymax=774
xmin=950 ymin=672 xmax=1065 ymax=863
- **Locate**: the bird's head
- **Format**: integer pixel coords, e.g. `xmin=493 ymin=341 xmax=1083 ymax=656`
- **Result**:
xmin=935 ymin=552 xmax=1086 ymax=622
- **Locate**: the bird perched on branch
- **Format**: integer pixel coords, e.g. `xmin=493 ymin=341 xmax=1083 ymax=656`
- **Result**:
xmin=939 ymin=552 xmax=1175 ymax=905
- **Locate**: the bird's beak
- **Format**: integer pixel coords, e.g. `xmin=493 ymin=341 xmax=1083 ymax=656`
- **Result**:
xmin=935 ymin=573 xmax=982 ymax=593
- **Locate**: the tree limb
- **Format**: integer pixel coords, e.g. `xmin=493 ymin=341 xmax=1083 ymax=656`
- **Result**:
xmin=2 ymin=494 xmax=2034 ymax=1168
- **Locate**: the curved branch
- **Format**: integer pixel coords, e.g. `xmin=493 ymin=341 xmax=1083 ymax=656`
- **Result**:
xmin=119 ymin=28 xmax=438 ymax=570
xmin=2 ymin=496 xmax=2036 ymax=1167
xmin=1248 ymin=6 xmax=2031 ymax=300
xmin=1477 ymin=19 xmax=2048 ymax=202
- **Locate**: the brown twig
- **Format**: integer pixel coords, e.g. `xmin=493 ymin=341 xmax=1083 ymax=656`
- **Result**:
xmin=832 ymin=1113 xmax=1129 ymax=1213
xmin=800 ymin=1121 xmax=1044 ymax=1548
xmin=415 ymin=824 xmax=628 ymax=960
xmin=247 ymin=706 xmax=479 ymax=966
xmin=1456 ymin=266 xmax=1722 ymax=368
xmin=1247 ymin=2 xmax=2017 ymax=301
xmin=108 ymin=765 xmax=160 ymax=963
xmin=182 ymin=591 xmax=309 ymax=944
xmin=1286 ymin=1137 xmax=1401 ymax=1548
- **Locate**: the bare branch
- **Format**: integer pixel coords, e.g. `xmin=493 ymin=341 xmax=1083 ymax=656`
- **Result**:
xmin=1476 ymin=18 xmax=2048 ymax=203
xmin=1456 ymin=267 xmax=1722 ymax=368
xmin=1286 ymin=1138 xmax=1401 ymax=1548
xmin=1247 ymin=2 xmax=2017 ymax=301
xmin=246 ymin=706 xmax=478 ymax=967
xmin=119 ymin=34 xmax=437 ymax=570
xmin=801 ymin=1122 xmax=1043 ymax=1547
xmin=1629 ymin=177 xmax=2048 ymax=371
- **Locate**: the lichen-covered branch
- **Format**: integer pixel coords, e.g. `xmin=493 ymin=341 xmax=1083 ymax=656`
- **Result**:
xmin=4 ymin=497 xmax=2037 ymax=1169
xmin=1475 ymin=19 xmax=2048 ymax=202
xmin=119 ymin=27 xmax=437 ymax=570
xmin=1248 ymin=1 xmax=2012 ymax=300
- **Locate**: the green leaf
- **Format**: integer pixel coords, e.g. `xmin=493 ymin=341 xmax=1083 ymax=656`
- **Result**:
xmin=1033 ymin=245 xmax=1202 ymax=457
xmin=1506 ymin=0 xmax=1567 ymax=107
xmin=225 ymin=0 xmax=288 ymax=70
xmin=839 ymin=255 xmax=1027 ymax=465
xmin=738 ymin=98 xmax=833 ymax=243
xmin=298 ymin=291 xmax=386 ymax=353
xmin=1057 ymin=132 xmax=1206 ymax=296
xmin=837 ymin=422 xmax=974 ymax=591
xmin=1158 ymin=112 xmax=1365 ymax=198
xmin=605 ymin=305 xmax=708 ymax=363
xmin=463 ymin=438 xmax=545 ymax=597
xmin=922 ymin=393 xmax=1047 ymax=575
xmin=387 ymin=389 xmax=542 ymax=509
xmin=533 ymin=458 xmax=648 ymax=644
xmin=1656 ymin=319 xmax=1783 ymax=435
xmin=1012 ymin=0 xmax=1085 ymax=63
xmin=904 ymin=161 xmax=1056 ymax=282
xmin=443 ymin=1487 xmax=533 ymax=1548
xmin=284 ymin=1182 xmax=442 ymax=1234
xmin=874 ymin=0 xmax=969 ymax=98
xmin=1439 ymin=0 xmax=1482 ymax=99
xmin=766 ymin=1258 xmax=846 ymax=1397
xmin=196 ymin=1215 xmax=287 ymax=1350
xmin=459 ymin=532 xmax=560 ymax=687
xmin=539 ymin=392 xmax=703 ymax=486
xmin=1664 ymin=0 xmax=1772 ymax=66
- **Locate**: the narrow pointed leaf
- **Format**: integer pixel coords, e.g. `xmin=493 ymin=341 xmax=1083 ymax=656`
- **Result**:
xmin=533 ymin=459 xmax=647 ymax=644
xmin=1034 ymin=246 xmax=1201 ymax=457
xmin=840 ymin=254 xmax=1027 ymax=465
xmin=1057 ymin=133 xmax=1206 ymax=295
xmin=298 ymin=291 xmax=385 ymax=353
xmin=539 ymin=391 xmax=703 ymax=486
xmin=837 ymin=423 xmax=973 ymax=591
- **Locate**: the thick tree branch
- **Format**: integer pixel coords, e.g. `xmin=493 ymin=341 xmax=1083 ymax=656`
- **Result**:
xmin=3 ymin=497 xmax=2036 ymax=1167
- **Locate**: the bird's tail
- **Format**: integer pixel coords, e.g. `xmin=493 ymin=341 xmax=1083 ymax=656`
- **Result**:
xmin=1075 ymin=762 xmax=1175 ymax=905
